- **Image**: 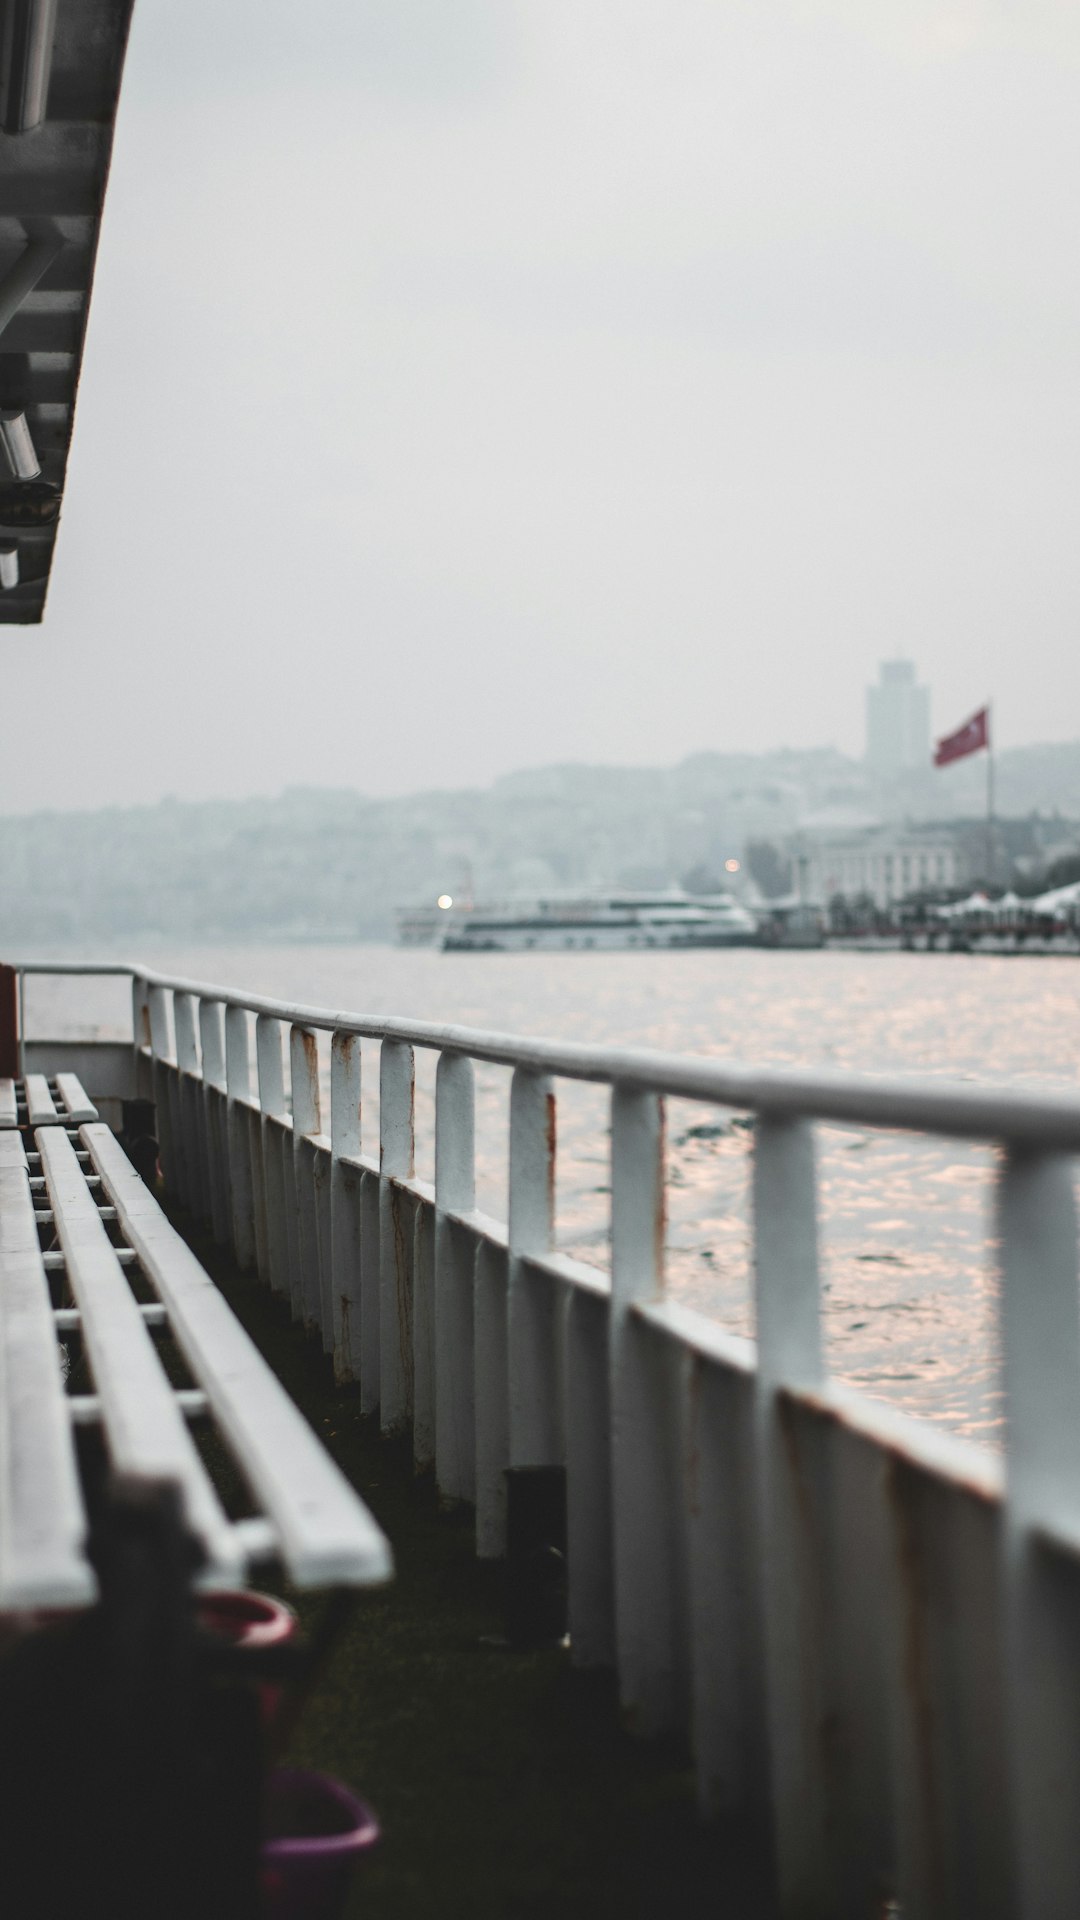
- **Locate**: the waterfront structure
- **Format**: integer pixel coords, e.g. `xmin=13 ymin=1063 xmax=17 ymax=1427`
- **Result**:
xmin=8 ymin=954 xmax=1080 ymax=1916
xmin=789 ymin=823 xmax=960 ymax=907
xmin=865 ymin=659 xmax=932 ymax=775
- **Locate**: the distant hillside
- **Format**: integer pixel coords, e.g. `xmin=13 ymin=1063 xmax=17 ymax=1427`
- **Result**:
xmin=2 ymin=743 xmax=1079 ymax=944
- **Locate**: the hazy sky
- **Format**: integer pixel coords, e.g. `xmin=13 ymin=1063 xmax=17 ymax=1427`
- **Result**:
xmin=5 ymin=0 xmax=1080 ymax=811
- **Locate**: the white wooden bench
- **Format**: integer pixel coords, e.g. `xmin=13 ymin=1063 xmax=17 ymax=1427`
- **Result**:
xmin=0 ymin=1115 xmax=393 ymax=1610
xmin=0 ymin=1072 xmax=99 ymax=1131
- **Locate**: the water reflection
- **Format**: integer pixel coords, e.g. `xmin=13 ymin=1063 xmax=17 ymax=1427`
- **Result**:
xmin=27 ymin=946 xmax=1080 ymax=1443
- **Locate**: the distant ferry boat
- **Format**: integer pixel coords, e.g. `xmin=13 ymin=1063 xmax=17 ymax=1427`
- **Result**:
xmin=436 ymin=891 xmax=758 ymax=952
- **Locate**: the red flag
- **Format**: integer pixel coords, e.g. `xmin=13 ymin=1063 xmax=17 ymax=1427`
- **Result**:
xmin=934 ymin=706 xmax=990 ymax=768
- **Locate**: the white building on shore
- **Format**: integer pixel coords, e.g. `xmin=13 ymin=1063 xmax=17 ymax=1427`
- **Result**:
xmin=790 ymin=825 xmax=960 ymax=908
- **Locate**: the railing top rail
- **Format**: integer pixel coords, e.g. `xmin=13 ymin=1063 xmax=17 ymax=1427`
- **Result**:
xmin=11 ymin=957 xmax=1080 ymax=1149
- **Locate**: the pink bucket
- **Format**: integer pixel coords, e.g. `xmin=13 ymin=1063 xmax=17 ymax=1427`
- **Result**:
xmin=196 ymin=1588 xmax=298 ymax=1726
xmin=260 ymin=1770 xmax=380 ymax=1919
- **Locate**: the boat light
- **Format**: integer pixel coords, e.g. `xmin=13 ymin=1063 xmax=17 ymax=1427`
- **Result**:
xmin=0 ymin=542 xmax=18 ymax=589
xmin=725 ymin=859 xmax=741 ymax=874
xmin=0 ymin=408 xmax=40 ymax=479
xmin=437 ymin=895 xmax=453 ymax=909
xmin=1 ymin=0 xmax=58 ymax=132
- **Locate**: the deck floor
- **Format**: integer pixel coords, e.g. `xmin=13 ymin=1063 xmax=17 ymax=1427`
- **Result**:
xmin=173 ymin=1204 xmax=771 ymax=1919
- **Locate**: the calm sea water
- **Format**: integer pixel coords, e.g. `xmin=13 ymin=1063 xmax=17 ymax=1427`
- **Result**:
xmin=26 ymin=944 xmax=1080 ymax=1445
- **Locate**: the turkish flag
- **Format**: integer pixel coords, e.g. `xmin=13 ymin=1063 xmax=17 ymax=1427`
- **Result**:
xmin=934 ymin=706 xmax=990 ymax=767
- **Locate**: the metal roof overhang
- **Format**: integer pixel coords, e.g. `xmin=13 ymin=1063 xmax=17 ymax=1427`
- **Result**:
xmin=0 ymin=0 xmax=134 ymax=623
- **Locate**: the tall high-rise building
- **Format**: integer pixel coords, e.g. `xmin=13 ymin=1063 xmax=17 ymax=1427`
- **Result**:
xmin=865 ymin=659 xmax=930 ymax=774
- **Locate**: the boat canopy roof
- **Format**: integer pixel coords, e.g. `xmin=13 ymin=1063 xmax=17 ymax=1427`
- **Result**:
xmin=0 ymin=0 xmax=134 ymax=626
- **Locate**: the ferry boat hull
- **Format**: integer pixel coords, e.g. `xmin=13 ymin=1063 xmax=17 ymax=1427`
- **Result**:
xmin=443 ymin=926 xmax=757 ymax=952
xmin=440 ymin=892 xmax=759 ymax=952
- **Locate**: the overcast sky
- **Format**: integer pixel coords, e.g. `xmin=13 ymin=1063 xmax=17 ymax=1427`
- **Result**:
xmin=4 ymin=0 xmax=1080 ymax=811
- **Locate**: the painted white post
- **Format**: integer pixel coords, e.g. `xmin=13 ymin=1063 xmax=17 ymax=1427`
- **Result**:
xmin=434 ymin=1051 xmax=476 ymax=1505
xmin=359 ymin=1167 xmax=381 ymax=1415
xmin=255 ymin=1014 xmax=287 ymax=1294
xmin=609 ymin=1084 xmax=684 ymax=1737
xmin=315 ymin=1140 xmax=333 ymax=1354
xmin=199 ymin=997 xmax=225 ymax=1088
xmin=507 ymin=1066 xmax=561 ymax=1467
xmin=330 ymin=1030 xmax=362 ymax=1381
xmin=172 ymin=990 xmax=200 ymax=1215
xmin=681 ymin=1346 xmax=767 ymax=1827
xmin=131 ymin=973 xmax=150 ymax=1098
xmin=172 ymin=992 xmax=197 ymax=1067
xmin=753 ymin=1114 xmax=831 ymax=1916
xmin=413 ymin=1198 xmax=436 ymax=1473
xmin=225 ymin=1004 xmax=255 ymax=1271
xmin=998 ymin=1147 xmax=1080 ymax=1918
xmin=474 ymin=1238 xmax=510 ymax=1558
xmin=379 ymin=1038 xmax=415 ymax=1436
xmin=199 ymin=998 xmax=230 ymax=1246
xmin=289 ymin=1025 xmax=323 ymax=1335
xmin=565 ymin=1284 xmax=615 ymax=1668
xmin=147 ymin=984 xmax=170 ymax=1060
xmin=147 ymin=983 xmax=174 ymax=1192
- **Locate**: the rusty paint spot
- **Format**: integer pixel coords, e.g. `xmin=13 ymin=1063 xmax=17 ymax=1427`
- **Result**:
xmin=790 ymin=1384 xmax=1001 ymax=1507
xmin=545 ymin=1090 xmax=556 ymax=1229
xmin=298 ymin=1028 xmax=320 ymax=1133
xmin=407 ymin=1055 xmax=417 ymax=1176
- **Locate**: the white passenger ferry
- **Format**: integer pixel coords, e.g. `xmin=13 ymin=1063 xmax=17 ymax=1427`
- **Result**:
xmin=439 ymin=891 xmax=758 ymax=952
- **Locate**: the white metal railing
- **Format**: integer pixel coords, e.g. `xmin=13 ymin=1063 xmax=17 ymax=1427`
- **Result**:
xmin=13 ymin=957 xmax=1080 ymax=1917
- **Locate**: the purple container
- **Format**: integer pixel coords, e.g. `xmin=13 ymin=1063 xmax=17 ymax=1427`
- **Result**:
xmin=260 ymin=1770 xmax=380 ymax=1920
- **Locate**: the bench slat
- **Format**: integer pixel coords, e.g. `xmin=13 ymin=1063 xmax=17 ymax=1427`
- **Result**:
xmin=0 ymin=1134 xmax=95 ymax=1610
xmin=0 ymin=1080 xmax=16 ymax=1130
xmin=54 ymin=1074 xmax=99 ymax=1125
xmin=24 ymin=1074 xmax=59 ymax=1127
xmin=37 ymin=1129 xmax=241 ymax=1584
xmin=81 ymin=1125 xmax=393 ymax=1590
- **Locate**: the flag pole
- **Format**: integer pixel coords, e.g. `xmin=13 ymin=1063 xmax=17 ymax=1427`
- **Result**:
xmin=986 ymin=700 xmax=994 ymax=887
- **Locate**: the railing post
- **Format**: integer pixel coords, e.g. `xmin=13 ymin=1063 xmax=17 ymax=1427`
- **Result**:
xmin=330 ymin=1030 xmax=362 ymax=1382
xmin=130 ymin=973 xmax=150 ymax=1097
xmin=434 ymin=1051 xmax=476 ymax=1505
xmin=172 ymin=990 xmax=200 ymax=1215
xmin=474 ymin=1236 xmax=510 ymax=1557
xmin=198 ymin=998 xmax=230 ymax=1246
xmin=255 ymin=1015 xmax=288 ymax=1297
xmin=753 ymin=1114 xmax=831 ymax=1915
xmin=360 ymin=1166 xmax=381 ymax=1416
xmin=998 ymin=1147 xmax=1080 ymax=1917
xmin=379 ymin=1039 xmax=415 ymax=1436
xmin=225 ymin=1005 xmax=255 ymax=1270
xmin=565 ymin=1281 xmax=615 ymax=1669
xmin=172 ymin=991 xmax=198 ymax=1067
xmin=609 ymin=1083 xmax=684 ymax=1736
xmin=289 ymin=1025 xmax=323 ymax=1336
xmin=147 ymin=983 xmax=174 ymax=1191
xmin=507 ymin=1066 xmax=560 ymax=1468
